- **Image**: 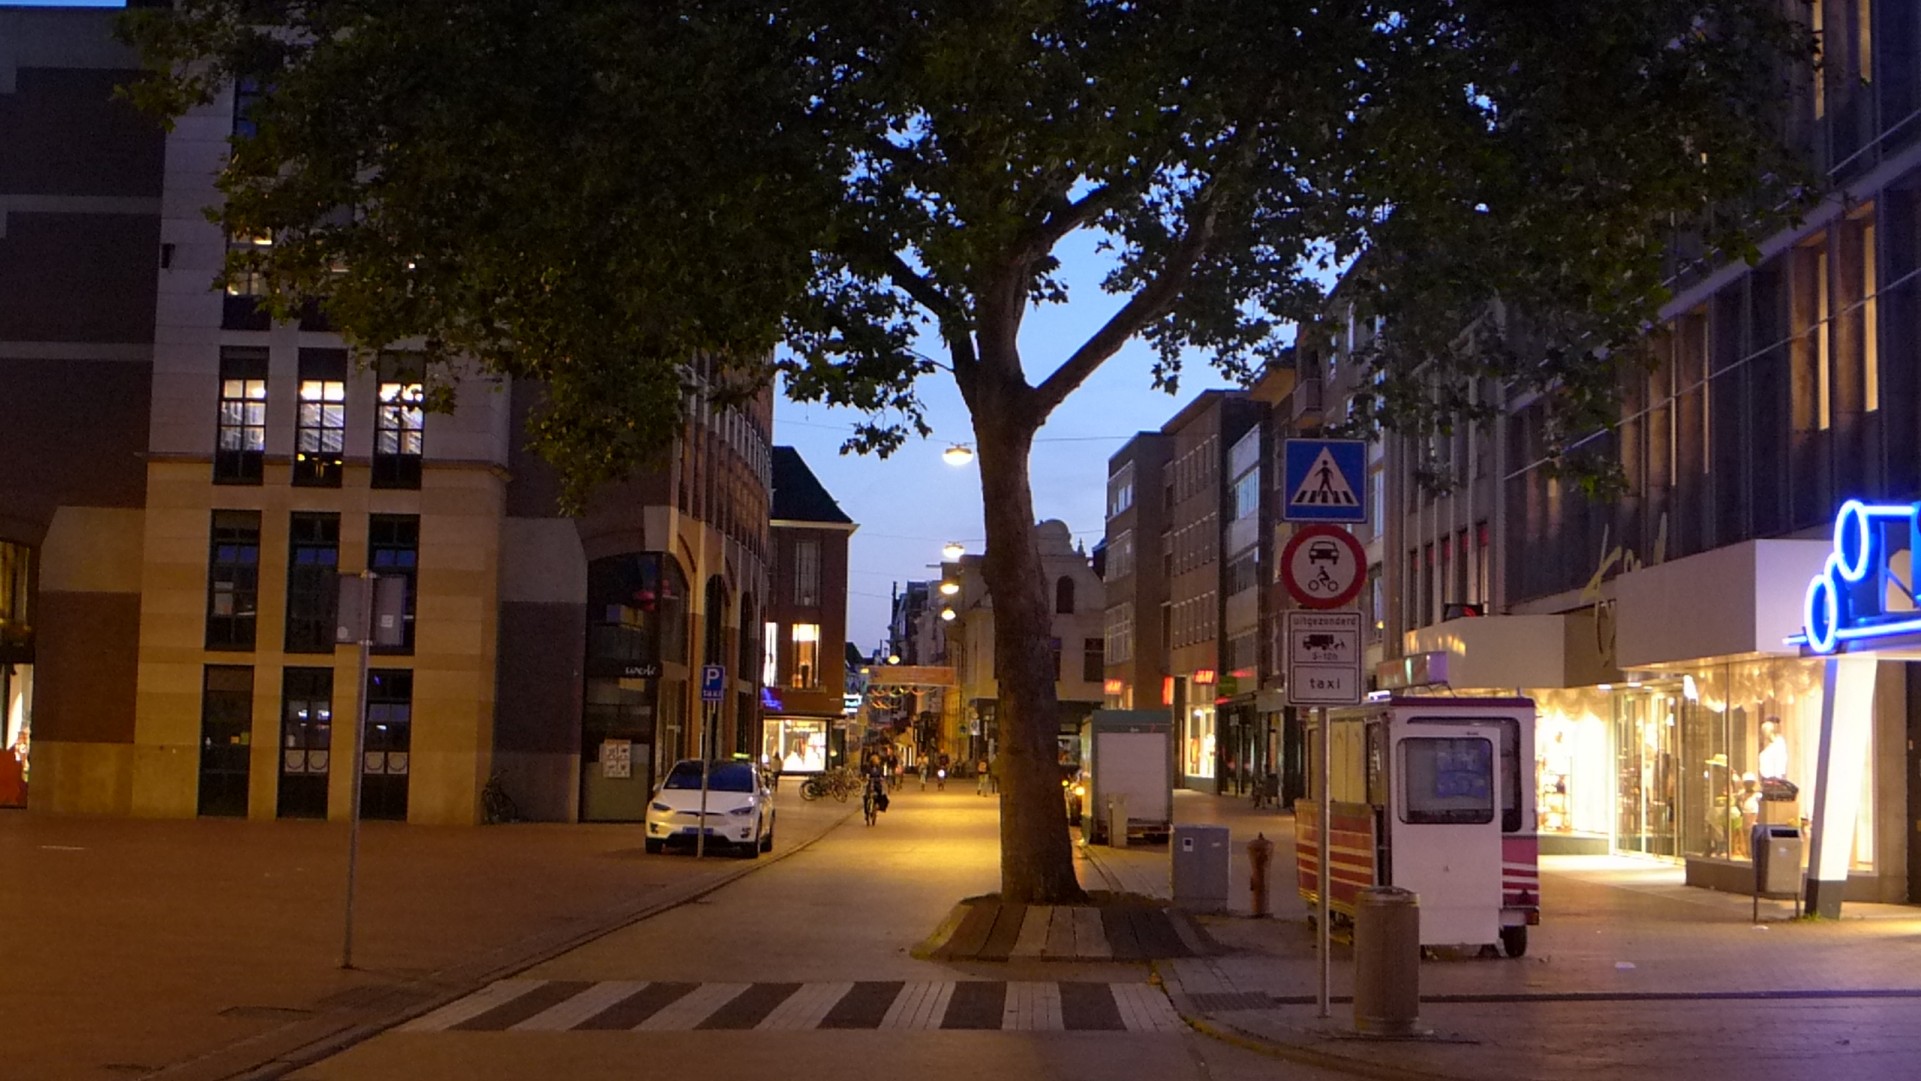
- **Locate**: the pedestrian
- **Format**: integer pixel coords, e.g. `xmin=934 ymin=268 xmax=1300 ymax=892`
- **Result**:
xmin=919 ymin=759 xmax=930 ymax=791
xmin=976 ymin=757 xmax=991 ymax=796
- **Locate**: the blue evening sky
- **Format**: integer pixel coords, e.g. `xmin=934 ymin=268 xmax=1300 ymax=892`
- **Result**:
xmin=20 ymin=0 xmax=1252 ymax=646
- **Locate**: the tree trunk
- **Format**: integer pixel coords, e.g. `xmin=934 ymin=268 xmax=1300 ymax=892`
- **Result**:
xmin=970 ymin=379 xmax=1088 ymax=906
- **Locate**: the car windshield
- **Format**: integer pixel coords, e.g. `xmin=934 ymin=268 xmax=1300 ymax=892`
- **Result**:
xmin=662 ymin=762 xmax=756 ymax=793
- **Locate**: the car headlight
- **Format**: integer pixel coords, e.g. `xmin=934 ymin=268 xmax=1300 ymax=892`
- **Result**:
xmin=727 ymin=805 xmax=756 ymax=816
xmin=650 ymin=802 xmax=672 ymax=813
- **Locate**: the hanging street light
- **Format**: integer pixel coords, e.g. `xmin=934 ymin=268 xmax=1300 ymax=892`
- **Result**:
xmin=939 ymin=607 xmax=957 ymax=622
xmin=942 ymin=541 xmax=965 ymax=560
xmin=942 ymin=443 xmax=975 ymax=466
xmin=939 ymin=580 xmax=959 ymax=596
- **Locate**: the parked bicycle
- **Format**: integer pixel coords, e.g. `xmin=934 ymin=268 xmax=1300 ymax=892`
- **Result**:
xmin=481 ymin=770 xmax=518 ymax=824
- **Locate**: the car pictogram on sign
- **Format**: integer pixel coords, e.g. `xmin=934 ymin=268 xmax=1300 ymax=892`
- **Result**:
xmin=1307 ymin=540 xmax=1341 ymax=565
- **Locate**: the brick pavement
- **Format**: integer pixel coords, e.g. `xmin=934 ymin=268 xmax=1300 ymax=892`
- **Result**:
xmin=1092 ymin=789 xmax=1921 ymax=1081
xmin=2 ymin=795 xmax=853 ymax=1081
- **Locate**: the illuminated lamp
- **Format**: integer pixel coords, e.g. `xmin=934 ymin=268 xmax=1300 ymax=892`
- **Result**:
xmin=942 ymin=443 xmax=976 ymax=466
xmin=940 ymin=580 xmax=960 ymax=596
xmin=942 ymin=542 xmax=965 ymax=560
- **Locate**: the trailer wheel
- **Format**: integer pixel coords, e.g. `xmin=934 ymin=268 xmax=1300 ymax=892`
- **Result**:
xmin=1500 ymin=926 xmax=1528 ymax=958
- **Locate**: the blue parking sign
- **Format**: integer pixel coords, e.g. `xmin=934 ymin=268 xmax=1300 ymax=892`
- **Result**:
xmin=700 ymin=664 xmax=726 ymax=703
xmin=1282 ymin=439 xmax=1367 ymax=523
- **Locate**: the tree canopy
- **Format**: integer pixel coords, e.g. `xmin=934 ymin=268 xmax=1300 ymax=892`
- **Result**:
xmin=126 ymin=0 xmax=1815 ymax=901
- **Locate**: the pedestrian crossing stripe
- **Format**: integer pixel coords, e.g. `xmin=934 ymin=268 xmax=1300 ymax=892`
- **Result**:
xmin=1288 ymin=447 xmax=1360 ymax=508
xmin=399 ymin=979 xmax=1186 ymax=1034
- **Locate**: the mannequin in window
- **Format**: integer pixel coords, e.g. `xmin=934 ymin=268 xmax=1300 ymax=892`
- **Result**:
xmin=1758 ymin=719 xmax=1788 ymax=781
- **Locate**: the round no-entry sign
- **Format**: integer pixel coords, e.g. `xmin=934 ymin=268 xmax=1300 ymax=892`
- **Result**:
xmin=1281 ymin=525 xmax=1366 ymax=609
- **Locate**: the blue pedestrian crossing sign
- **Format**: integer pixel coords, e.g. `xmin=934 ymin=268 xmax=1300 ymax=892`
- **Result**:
xmin=1283 ymin=439 xmax=1367 ymax=523
xmin=700 ymin=664 xmax=726 ymax=703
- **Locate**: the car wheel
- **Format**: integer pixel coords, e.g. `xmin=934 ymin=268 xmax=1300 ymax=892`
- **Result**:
xmin=760 ymin=824 xmax=774 ymax=852
xmin=739 ymin=834 xmax=762 ymax=859
xmin=644 ymin=838 xmax=663 ymax=855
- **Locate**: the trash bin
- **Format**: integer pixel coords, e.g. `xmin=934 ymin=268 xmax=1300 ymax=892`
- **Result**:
xmin=1107 ymin=793 xmax=1129 ymax=848
xmin=1752 ymin=824 xmax=1803 ymax=896
xmin=1170 ymin=824 xmax=1230 ymax=914
xmin=1353 ymin=886 xmax=1421 ymax=1036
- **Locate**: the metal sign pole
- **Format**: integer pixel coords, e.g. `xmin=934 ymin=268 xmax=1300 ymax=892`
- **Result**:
xmin=341 ymin=571 xmax=374 ymax=970
xmin=1317 ymin=704 xmax=1332 ymax=1019
xmin=696 ymin=700 xmax=713 ymax=858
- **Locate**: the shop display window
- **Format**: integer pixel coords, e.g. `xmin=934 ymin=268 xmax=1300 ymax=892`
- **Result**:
xmin=1185 ymin=706 xmax=1216 ymax=779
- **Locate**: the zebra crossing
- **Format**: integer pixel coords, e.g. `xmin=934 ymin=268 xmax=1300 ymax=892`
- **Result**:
xmin=400 ymin=979 xmax=1186 ymax=1034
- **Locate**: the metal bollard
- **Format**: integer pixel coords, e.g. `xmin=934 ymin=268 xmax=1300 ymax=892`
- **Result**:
xmin=1247 ymin=833 xmax=1274 ymax=917
xmin=1352 ymin=886 xmax=1421 ymax=1036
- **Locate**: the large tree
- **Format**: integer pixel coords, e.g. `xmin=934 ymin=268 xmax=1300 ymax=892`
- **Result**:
xmin=127 ymin=1 xmax=1811 ymax=904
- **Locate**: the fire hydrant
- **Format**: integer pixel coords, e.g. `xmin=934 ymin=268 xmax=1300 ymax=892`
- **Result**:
xmin=1248 ymin=832 xmax=1275 ymax=917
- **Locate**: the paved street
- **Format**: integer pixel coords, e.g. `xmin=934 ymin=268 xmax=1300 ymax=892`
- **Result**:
xmin=20 ymin=784 xmax=1921 ymax=1081
xmin=276 ymin=787 xmax=1341 ymax=1081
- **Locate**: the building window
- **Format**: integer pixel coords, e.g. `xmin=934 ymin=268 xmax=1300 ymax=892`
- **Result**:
xmin=198 ymin=665 xmax=254 ymax=817
xmin=284 ymin=513 xmax=340 ymax=653
xmin=1082 ymin=637 xmax=1104 ymax=684
xmin=277 ymin=666 xmax=332 ymax=819
xmin=374 ymin=364 xmax=425 ymax=489
xmin=790 ymin=623 xmax=820 ymax=689
xmin=206 ymin=511 xmax=261 ymax=651
xmin=763 ymin=620 xmax=779 ymax=686
xmin=361 ymin=668 xmax=412 ymax=821
xmin=231 ymin=76 xmax=265 ymax=139
xmin=367 ymin=515 xmax=418 ymax=653
xmin=215 ymin=348 xmax=268 ymax=484
xmin=1107 ymin=464 xmax=1136 ymax=518
xmin=792 ymin=539 xmax=820 ymax=607
xmin=294 ymin=350 xmax=347 ymax=487
xmin=224 ymin=231 xmax=272 ymax=330
xmin=1056 ymin=576 xmax=1076 ymax=614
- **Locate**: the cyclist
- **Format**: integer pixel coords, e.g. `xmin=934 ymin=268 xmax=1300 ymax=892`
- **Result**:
xmin=861 ymin=754 xmax=889 ymax=825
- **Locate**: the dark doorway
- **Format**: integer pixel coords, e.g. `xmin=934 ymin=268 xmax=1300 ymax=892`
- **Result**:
xmin=361 ymin=669 xmax=411 ymax=820
xmin=277 ymin=667 xmax=332 ymax=818
xmin=198 ymin=665 xmax=254 ymax=816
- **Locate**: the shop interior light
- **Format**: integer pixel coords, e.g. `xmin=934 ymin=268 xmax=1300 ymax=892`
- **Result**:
xmin=942 ymin=443 xmax=976 ymax=466
xmin=942 ymin=541 xmax=965 ymax=560
xmin=939 ymin=580 xmax=959 ymax=596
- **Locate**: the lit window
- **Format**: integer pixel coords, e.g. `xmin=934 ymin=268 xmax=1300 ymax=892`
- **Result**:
xmin=374 ymin=379 xmax=426 ymax=489
xmin=762 ymin=620 xmax=779 ymax=686
xmin=791 ymin=623 xmax=820 ymax=690
xmin=295 ymin=350 xmax=347 ymax=487
xmin=215 ymin=348 xmax=268 ymax=485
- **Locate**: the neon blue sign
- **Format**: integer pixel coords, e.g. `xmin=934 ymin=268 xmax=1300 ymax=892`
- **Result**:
xmin=1795 ymin=499 xmax=1921 ymax=654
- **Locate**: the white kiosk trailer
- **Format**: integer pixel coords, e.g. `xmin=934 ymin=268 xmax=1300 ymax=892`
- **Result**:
xmin=1296 ymin=696 xmax=1541 ymax=956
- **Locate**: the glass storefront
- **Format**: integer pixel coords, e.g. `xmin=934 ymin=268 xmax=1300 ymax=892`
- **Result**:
xmin=1 ymin=662 xmax=30 ymax=809
xmin=1184 ymin=703 xmax=1216 ymax=781
xmin=1532 ymin=688 xmax=1611 ymax=837
xmin=0 ymin=541 xmax=29 ymax=809
xmin=1608 ymin=657 xmax=1873 ymax=870
xmin=764 ymin=717 xmax=828 ymax=774
xmin=581 ymin=552 xmax=688 ymax=822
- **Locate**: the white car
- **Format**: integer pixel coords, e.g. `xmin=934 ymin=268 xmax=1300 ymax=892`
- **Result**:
xmin=644 ymin=760 xmax=775 ymax=857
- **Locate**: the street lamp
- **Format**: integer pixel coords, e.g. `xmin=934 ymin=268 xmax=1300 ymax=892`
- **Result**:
xmin=940 ymin=607 xmax=956 ymax=622
xmin=942 ymin=443 xmax=975 ymax=466
xmin=939 ymin=580 xmax=959 ymax=596
xmin=942 ymin=541 xmax=965 ymax=560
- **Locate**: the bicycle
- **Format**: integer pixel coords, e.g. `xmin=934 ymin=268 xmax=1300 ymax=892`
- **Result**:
xmin=862 ymin=782 xmax=880 ymax=826
xmin=481 ymin=770 xmax=518 ymax=824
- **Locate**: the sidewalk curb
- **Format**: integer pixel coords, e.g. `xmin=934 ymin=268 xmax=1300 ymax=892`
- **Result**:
xmin=146 ymin=806 xmax=857 ymax=1081
xmin=1156 ymin=966 xmax=1470 ymax=1081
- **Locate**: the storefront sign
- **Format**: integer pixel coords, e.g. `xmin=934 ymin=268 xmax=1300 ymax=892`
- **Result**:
xmin=1795 ymin=499 xmax=1921 ymax=654
xmin=1192 ymin=668 xmax=1217 ymax=685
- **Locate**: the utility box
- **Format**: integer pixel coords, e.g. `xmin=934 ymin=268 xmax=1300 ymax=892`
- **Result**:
xmin=1171 ymin=824 xmax=1231 ymax=913
xmin=1753 ymin=824 xmax=1803 ymax=897
xmin=1107 ymin=794 xmax=1129 ymax=850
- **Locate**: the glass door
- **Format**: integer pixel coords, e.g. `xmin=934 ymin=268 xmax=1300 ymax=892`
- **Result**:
xmin=1614 ymin=688 xmax=1683 ymax=857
